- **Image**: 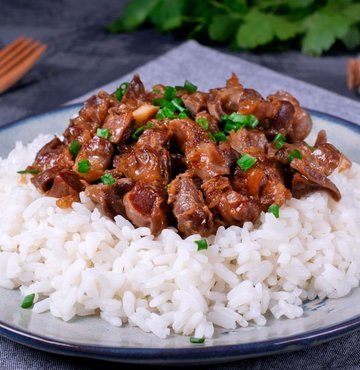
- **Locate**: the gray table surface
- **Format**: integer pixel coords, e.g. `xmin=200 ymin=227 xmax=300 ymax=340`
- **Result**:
xmin=1 ymin=0 xmax=360 ymax=369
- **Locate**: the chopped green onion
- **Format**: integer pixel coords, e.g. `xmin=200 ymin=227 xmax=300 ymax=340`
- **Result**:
xmin=17 ymin=168 xmax=39 ymax=175
xmin=208 ymin=132 xmax=216 ymax=142
xmin=268 ymin=204 xmax=280 ymax=218
xmin=184 ymin=80 xmax=197 ymax=93
xmin=273 ymin=133 xmax=286 ymax=149
xmin=190 ymin=336 xmax=205 ymax=344
xmin=237 ymin=154 xmax=257 ymax=172
xmin=68 ymin=140 xmax=82 ymax=158
xmin=196 ymin=117 xmax=209 ymax=130
xmin=146 ymin=121 xmax=154 ymax=129
xmin=152 ymin=98 xmax=168 ymax=107
xmin=115 ymin=82 xmax=129 ymax=101
xmin=163 ymin=86 xmax=177 ymax=101
xmin=161 ymin=106 xmax=176 ymax=119
xmin=156 ymin=110 xmax=166 ymax=120
xmin=213 ymin=131 xmax=227 ymax=142
xmin=195 ymin=239 xmax=208 ymax=251
xmin=288 ymin=149 xmax=302 ymax=162
xmin=178 ymin=112 xmax=188 ymax=119
xmin=170 ymin=98 xmax=185 ymax=112
xmin=96 ymin=128 xmax=110 ymax=139
xmin=21 ymin=293 xmax=35 ymax=309
xmin=77 ymin=159 xmax=91 ymax=173
xmin=222 ymin=113 xmax=259 ymax=132
xmin=101 ymin=173 xmax=116 ymax=185
xmin=132 ymin=126 xmax=146 ymax=140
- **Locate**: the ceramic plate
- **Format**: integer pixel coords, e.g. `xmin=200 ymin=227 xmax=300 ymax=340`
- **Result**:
xmin=0 ymin=105 xmax=359 ymax=365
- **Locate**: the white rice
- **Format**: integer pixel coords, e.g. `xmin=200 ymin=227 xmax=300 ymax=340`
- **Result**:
xmin=0 ymin=133 xmax=359 ymax=339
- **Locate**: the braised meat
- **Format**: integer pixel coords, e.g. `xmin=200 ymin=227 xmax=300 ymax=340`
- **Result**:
xmin=26 ymin=74 xmax=351 ymax=237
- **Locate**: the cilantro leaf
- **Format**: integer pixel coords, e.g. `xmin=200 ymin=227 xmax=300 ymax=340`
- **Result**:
xmin=209 ymin=14 xmax=240 ymax=42
xmin=302 ymin=13 xmax=350 ymax=55
xmin=150 ymin=0 xmax=185 ymax=31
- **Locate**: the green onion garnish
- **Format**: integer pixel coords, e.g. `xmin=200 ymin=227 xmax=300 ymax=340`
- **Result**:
xmin=163 ymin=86 xmax=177 ymax=101
xmin=152 ymin=98 xmax=168 ymax=107
xmin=161 ymin=106 xmax=176 ymax=119
xmin=268 ymin=204 xmax=280 ymax=218
xmin=170 ymin=98 xmax=185 ymax=112
xmin=213 ymin=131 xmax=227 ymax=142
xmin=190 ymin=336 xmax=205 ymax=344
xmin=237 ymin=154 xmax=257 ymax=171
xmin=68 ymin=140 xmax=82 ymax=158
xmin=195 ymin=239 xmax=208 ymax=251
xmin=184 ymin=80 xmax=198 ymax=93
xmin=196 ymin=117 xmax=209 ymax=130
xmin=77 ymin=159 xmax=91 ymax=173
xmin=222 ymin=113 xmax=259 ymax=133
xmin=96 ymin=128 xmax=110 ymax=139
xmin=17 ymin=168 xmax=39 ymax=175
xmin=101 ymin=173 xmax=116 ymax=185
xmin=178 ymin=112 xmax=188 ymax=119
xmin=21 ymin=293 xmax=35 ymax=309
xmin=115 ymin=82 xmax=129 ymax=101
xmin=288 ymin=149 xmax=302 ymax=162
xmin=132 ymin=126 xmax=145 ymax=140
xmin=273 ymin=133 xmax=286 ymax=149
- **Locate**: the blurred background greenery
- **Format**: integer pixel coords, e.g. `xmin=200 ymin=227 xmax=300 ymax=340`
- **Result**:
xmin=108 ymin=0 xmax=360 ymax=56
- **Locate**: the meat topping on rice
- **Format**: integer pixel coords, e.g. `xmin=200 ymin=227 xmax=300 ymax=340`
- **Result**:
xmin=26 ymin=74 xmax=351 ymax=236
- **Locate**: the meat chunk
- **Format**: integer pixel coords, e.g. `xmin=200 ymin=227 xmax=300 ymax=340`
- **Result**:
xmin=47 ymin=170 xmax=85 ymax=198
xmin=168 ymin=173 xmax=214 ymax=237
xmin=228 ymin=129 xmax=268 ymax=155
xmin=136 ymin=127 xmax=171 ymax=149
xmin=181 ymin=92 xmax=208 ymax=116
xmin=86 ymin=178 xmax=134 ymax=219
xmin=186 ymin=142 xmax=230 ymax=180
xmin=116 ymin=146 xmax=170 ymax=186
xmin=123 ymin=182 xmax=167 ymax=235
xmin=73 ymin=136 xmax=114 ymax=182
xmin=31 ymin=166 xmax=61 ymax=193
xmin=63 ymin=116 xmax=98 ymax=145
xmin=79 ymin=91 xmax=113 ymax=124
xmin=31 ymin=136 xmax=73 ymax=172
xmin=121 ymin=74 xmax=146 ymax=108
xmin=102 ymin=107 xmax=134 ymax=144
xmin=202 ymin=176 xmax=261 ymax=225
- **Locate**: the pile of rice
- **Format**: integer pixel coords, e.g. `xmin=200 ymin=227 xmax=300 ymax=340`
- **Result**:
xmin=0 ymin=134 xmax=359 ymax=339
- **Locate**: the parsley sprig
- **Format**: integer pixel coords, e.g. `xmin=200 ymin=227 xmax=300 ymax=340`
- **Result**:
xmin=108 ymin=0 xmax=360 ymax=56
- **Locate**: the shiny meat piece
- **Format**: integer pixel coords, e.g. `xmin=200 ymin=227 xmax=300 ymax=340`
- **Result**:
xmin=31 ymin=136 xmax=74 ymax=172
xmin=102 ymin=107 xmax=134 ymax=144
xmin=292 ymin=173 xmax=341 ymax=201
xmin=116 ymin=146 xmax=170 ymax=186
xmin=290 ymin=156 xmax=341 ymax=201
xmin=31 ymin=166 xmax=61 ymax=193
xmin=79 ymin=91 xmax=113 ymax=124
xmin=136 ymin=127 xmax=171 ymax=149
xmin=168 ymin=118 xmax=210 ymax=154
xmin=73 ymin=136 xmax=114 ymax=182
xmin=86 ymin=178 xmax=134 ymax=219
xmin=195 ymin=111 xmax=219 ymax=133
xmin=314 ymin=130 xmax=327 ymax=147
xmin=123 ymin=182 xmax=167 ymax=235
xmin=168 ymin=173 xmax=214 ymax=237
xmin=186 ymin=142 xmax=230 ymax=180
xmin=202 ymin=176 xmax=261 ymax=225
xmin=228 ymin=129 xmax=268 ymax=155
xmin=47 ymin=170 xmax=85 ymax=198
xmin=181 ymin=92 xmax=208 ymax=116
xmin=63 ymin=116 xmax=98 ymax=145
xmin=121 ymin=74 xmax=146 ymax=108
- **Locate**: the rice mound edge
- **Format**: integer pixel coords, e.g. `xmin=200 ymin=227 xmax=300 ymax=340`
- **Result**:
xmin=0 ymin=132 xmax=359 ymax=339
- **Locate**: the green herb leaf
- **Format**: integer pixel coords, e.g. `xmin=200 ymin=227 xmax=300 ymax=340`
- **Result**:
xmin=268 ymin=204 xmax=280 ymax=218
xmin=237 ymin=154 xmax=257 ymax=171
xmin=213 ymin=131 xmax=227 ymax=142
xmin=96 ymin=128 xmax=110 ymax=139
xmin=21 ymin=293 xmax=35 ymax=309
xmin=170 ymin=98 xmax=185 ymax=112
xmin=150 ymin=0 xmax=185 ymax=31
xmin=196 ymin=117 xmax=209 ymax=130
xmin=178 ymin=112 xmax=188 ymax=119
xmin=195 ymin=239 xmax=208 ymax=251
xmin=132 ymin=126 xmax=146 ymax=140
xmin=288 ymin=149 xmax=302 ymax=162
xmin=223 ymin=113 xmax=258 ymax=133
xmin=163 ymin=86 xmax=177 ymax=101
xmin=101 ymin=173 xmax=116 ymax=185
xmin=190 ymin=336 xmax=205 ymax=344
xmin=184 ymin=80 xmax=197 ymax=93
xmin=17 ymin=168 xmax=39 ymax=175
xmin=69 ymin=140 xmax=82 ymax=158
xmin=77 ymin=159 xmax=91 ymax=173
xmin=115 ymin=82 xmax=129 ymax=101
xmin=209 ymin=14 xmax=240 ymax=42
xmin=273 ymin=133 xmax=286 ymax=149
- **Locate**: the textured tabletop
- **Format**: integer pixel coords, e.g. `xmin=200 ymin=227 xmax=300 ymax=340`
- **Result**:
xmin=0 ymin=1 xmax=360 ymax=369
